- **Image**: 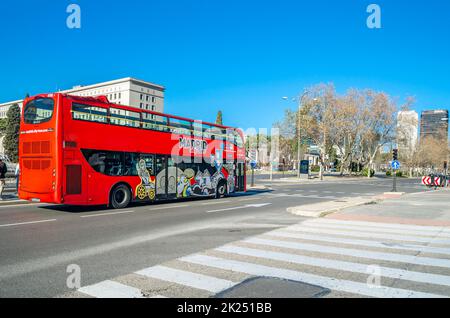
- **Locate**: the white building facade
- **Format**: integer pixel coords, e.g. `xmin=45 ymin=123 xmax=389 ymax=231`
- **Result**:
xmin=397 ymin=110 xmax=419 ymax=158
xmin=0 ymin=99 xmax=23 ymax=119
xmin=0 ymin=77 xmax=165 ymax=119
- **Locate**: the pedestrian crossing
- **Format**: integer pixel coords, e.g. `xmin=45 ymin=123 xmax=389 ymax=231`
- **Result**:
xmin=68 ymin=218 xmax=450 ymax=298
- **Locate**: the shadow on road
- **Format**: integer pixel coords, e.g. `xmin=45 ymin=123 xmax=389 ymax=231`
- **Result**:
xmin=38 ymin=189 xmax=274 ymax=214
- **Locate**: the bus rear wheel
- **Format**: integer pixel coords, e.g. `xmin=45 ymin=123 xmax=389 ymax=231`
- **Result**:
xmin=216 ymin=180 xmax=228 ymax=199
xmin=110 ymin=184 xmax=131 ymax=209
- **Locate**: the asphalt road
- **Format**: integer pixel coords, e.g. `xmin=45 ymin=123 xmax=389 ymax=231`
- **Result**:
xmin=0 ymin=177 xmax=428 ymax=297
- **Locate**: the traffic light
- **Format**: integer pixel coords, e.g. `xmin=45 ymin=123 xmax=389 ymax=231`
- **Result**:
xmin=445 ymin=161 xmax=448 ymax=170
xmin=393 ymin=149 xmax=398 ymax=161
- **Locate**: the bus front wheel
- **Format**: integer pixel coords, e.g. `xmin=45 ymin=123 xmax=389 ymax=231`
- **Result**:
xmin=110 ymin=184 xmax=131 ymax=209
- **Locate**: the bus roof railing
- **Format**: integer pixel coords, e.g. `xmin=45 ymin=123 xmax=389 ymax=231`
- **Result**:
xmin=61 ymin=94 xmax=241 ymax=133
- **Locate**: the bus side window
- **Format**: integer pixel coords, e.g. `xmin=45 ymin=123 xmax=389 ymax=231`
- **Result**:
xmin=123 ymin=153 xmax=139 ymax=176
xmin=142 ymin=113 xmax=169 ymax=132
xmin=72 ymin=103 xmax=108 ymax=123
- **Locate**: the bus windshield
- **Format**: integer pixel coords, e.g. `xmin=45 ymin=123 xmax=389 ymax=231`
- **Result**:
xmin=24 ymin=98 xmax=54 ymax=124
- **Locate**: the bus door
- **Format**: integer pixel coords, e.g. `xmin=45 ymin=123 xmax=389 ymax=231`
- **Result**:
xmin=167 ymin=157 xmax=177 ymax=199
xmin=236 ymin=162 xmax=245 ymax=191
xmin=155 ymin=155 xmax=177 ymax=200
xmin=155 ymin=155 xmax=167 ymax=199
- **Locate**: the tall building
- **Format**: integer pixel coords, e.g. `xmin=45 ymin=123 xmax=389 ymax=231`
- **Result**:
xmin=420 ymin=110 xmax=449 ymax=141
xmin=397 ymin=110 xmax=419 ymax=158
xmin=0 ymin=77 xmax=165 ymax=119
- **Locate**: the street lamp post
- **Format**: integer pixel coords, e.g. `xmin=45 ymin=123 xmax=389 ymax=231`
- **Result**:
xmin=442 ymin=117 xmax=449 ymax=185
xmin=283 ymin=91 xmax=309 ymax=180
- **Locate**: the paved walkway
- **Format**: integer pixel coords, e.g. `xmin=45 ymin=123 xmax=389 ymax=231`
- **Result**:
xmin=329 ymin=189 xmax=450 ymax=226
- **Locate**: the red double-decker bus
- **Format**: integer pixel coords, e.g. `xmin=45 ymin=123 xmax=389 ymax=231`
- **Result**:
xmin=19 ymin=93 xmax=246 ymax=208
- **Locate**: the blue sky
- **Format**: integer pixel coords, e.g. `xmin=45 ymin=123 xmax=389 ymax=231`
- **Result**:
xmin=0 ymin=0 xmax=449 ymax=130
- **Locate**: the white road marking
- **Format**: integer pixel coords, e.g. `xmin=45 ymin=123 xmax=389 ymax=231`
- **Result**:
xmin=180 ymin=254 xmax=445 ymax=298
xmin=78 ymin=280 xmax=144 ymax=298
xmin=268 ymin=230 xmax=450 ymax=256
xmin=207 ymin=203 xmax=271 ymax=213
xmin=244 ymin=237 xmax=450 ymax=268
xmin=308 ymin=218 xmax=450 ymax=234
xmin=200 ymin=200 xmax=231 ymax=206
xmin=291 ymin=194 xmax=338 ymax=200
xmin=216 ymin=245 xmax=450 ymax=287
xmin=149 ymin=204 xmax=189 ymax=211
xmin=238 ymin=197 xmax=259 ymax=202
xmin=80 ymin=210 xmax=135 ymax=218
xmin=0 ymin=219 xmax=57 ymax=228
xmin=301 ymin=221 xmax=450 ymax=239
xmin=136 ymin=265 xmax=236 ymax=293
xmin=288 ymin=225 xmax=450 ymax=245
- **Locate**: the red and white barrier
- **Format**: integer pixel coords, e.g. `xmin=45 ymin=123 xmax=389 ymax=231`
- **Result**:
xmin=422 ymin=176 xmax=446 ymax=187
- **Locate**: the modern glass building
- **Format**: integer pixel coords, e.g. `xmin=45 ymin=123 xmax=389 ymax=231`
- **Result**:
xmin=420 ymin=110 xmax=449 ymax=141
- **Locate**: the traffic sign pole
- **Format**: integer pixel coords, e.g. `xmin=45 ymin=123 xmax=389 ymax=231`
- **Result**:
xmin=391 ymin=149 xmax=399 ymax=192
xmin=392 ymin=170 xmax=397 ymax=192
xmin=251 ymin=168 xmax=255 ymax=187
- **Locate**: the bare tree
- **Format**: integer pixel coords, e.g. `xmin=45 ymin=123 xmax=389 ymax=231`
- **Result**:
xmin=301 ymin=83 xmax=337 ymax=180
xmin=359 ymin=91 xmax=398 ymax=177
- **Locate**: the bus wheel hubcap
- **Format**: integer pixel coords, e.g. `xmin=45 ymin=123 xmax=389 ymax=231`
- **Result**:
xmin=115 ymin=189 xmax=126 ymax=203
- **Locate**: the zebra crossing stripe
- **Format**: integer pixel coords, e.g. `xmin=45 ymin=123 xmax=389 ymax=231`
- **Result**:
xmin=267 ymin=230 xmax=450 ymax=256
xmin=288 ymin=225 xmax=450 ymax=245
xmin=136 ymin=265 xmax=236 ymax=293
xmin=215 ymin=245 xmax=450 ymax=287
xmin=303 ymin=220 xmax=450 ymax=238
xmin=307 ymin=218 xmax=450 ymax=234
xmin=243 ymin=237 xmax=450 ymax=268
xmin=78 ymin=280 xmax=144 ymax=298
xmin=180 ymin=254 xmax=445 ymax=298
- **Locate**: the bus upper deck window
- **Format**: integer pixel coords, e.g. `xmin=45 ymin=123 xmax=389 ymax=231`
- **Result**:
xmin=24 ymin=98 xmax=54 ymax=124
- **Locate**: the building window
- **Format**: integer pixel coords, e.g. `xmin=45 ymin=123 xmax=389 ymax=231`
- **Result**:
xmin=140 ymin=94 xmax=144 ymax=100
xmin=152 ymin=96 xmax=156 ymax=103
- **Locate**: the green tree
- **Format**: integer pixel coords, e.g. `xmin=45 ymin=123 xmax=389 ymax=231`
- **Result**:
xmin=3 ymin=104 xmax=21 ymax=162
xmin=215 ymin=110 xmax=223 ymax=125
xmin=0 ymin=118 xmax=7 ymax=135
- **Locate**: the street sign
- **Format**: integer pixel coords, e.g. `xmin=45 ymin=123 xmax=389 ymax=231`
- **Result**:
xmin=300 ymin=160 xmax=309 ymax=174
xmin=422 ymin=175 xmax=445 ymax=187
xmin=422 ymin=176 xmax=431 ymax=186
xmin=250 ymin=160 xmax=257 ymax=169
xmin=391 ymin=160 xmax=401 ymax=170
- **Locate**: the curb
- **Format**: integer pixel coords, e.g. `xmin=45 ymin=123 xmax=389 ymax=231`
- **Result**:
xmin=0 ymin=199 xmax=29 ymax=206
xmin=286 ymin=190 xmax=419 ymax=218
xmin=287 ymin=197 xmax=379 ymax=218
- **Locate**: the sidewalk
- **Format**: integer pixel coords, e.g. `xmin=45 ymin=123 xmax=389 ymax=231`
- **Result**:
xmin=327 ymin=188 xmax=450 ymax=226
xmin=0 ymin=179 xmax=20 ymax=203
xmin=286 ymin=188 xmax=449 ymax=220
